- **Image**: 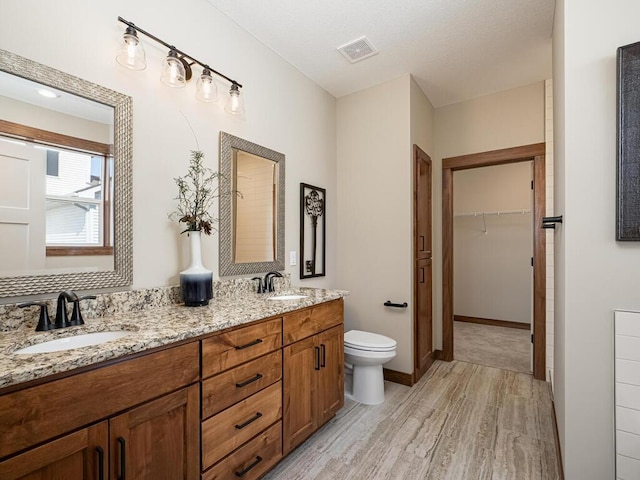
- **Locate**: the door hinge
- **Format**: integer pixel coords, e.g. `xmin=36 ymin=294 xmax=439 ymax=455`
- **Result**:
xmin=531 ymin=334 xmax=534 ymax=343
xmin=531 ymin=257 xmax=534 ymax=267
xmin=531 ymin=180 xmax=534 ymax=190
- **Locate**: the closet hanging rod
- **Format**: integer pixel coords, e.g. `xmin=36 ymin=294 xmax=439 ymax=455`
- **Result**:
xmin=454 ymin=209 xmax=532 ymax=218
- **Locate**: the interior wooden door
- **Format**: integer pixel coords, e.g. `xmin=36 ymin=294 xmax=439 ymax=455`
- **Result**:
xmin=414 ymin=145 xmax=433 ymax=382
xmin=109 ymin=385 xmax=199 ymax=480
xmin=0 ymin=421 xmax=108 ymax=479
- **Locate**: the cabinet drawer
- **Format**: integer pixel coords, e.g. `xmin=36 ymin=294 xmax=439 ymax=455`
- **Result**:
xmin=202 ymin=319 xmax=282 ymax=378
xmin=201 ymin=421 xmax=282 ymax=480
xmin=283 ymin=299 xmax=344 ymax=345
xmin=202 ymin=382 xmax=282 ymax=469
xmin=202 ymin=350 xmax=282 ymax=419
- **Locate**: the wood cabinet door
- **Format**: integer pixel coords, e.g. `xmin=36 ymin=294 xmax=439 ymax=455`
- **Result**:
xmin=0 ymin=421 xmax=108 ymax=480
xmin=414 ymin=145 xmax=432 ymax=261
xmin=109 ymin=385 xmax=199 ymax=480
xmin=282 ymin=335 xmax=318 ymax=455
xmin=415 ymin=257 xmax=434 ymax=380
xmin=317 ymin=325 xmax=344 ymax=425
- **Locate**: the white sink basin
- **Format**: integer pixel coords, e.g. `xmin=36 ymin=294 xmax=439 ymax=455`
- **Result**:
xmin=14 ymin=331 xmax=130 ymax=354
xmin=268 ymin=294 xmax=308 ymax=301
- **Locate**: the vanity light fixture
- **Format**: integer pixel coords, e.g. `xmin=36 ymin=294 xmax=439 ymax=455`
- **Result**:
xmin=116 ymin=17 xmax=243 ymax=113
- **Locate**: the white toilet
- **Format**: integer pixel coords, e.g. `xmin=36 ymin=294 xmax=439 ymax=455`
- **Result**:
xmin=344 ymin=330 xmax=397 ymax=405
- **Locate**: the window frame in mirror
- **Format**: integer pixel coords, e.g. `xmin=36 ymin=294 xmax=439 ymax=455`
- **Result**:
xmin=0 ymin=49 xmax=132 ymax=297
xmin=219 ymin=132 xmax=285 ymax=276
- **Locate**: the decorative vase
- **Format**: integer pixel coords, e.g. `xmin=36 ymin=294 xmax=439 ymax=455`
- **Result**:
xmin=180 ymin=231 xmax=213 ymax=307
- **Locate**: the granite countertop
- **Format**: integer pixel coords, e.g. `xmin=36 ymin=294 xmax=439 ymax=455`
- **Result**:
xmin=0 ymin=287 xmax=348 ymax=390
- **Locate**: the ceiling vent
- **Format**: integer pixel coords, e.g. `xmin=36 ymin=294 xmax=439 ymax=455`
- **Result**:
xmin=337 ymin=36 xmax=379 ymax=64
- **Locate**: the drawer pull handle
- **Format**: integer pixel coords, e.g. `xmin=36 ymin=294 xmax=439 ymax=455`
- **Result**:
xmin=235 ymin=338 xmax=263 ymax=350
xmin=96 ymin=446 xmax=105 ymax=480
xmin=235 ymin=412 xmax=263 ymax=429
xmin=314 ymin=346 xmax=321 ymax=370
xmin=236 ymin=373 xmax=263 ymax=388
xmin=117 ymin=437 xmax=126 ymax=480
xmin=235 ymin=455 xmax=263 ymax=477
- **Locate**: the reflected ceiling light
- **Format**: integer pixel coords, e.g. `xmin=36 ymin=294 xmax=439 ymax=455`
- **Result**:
xmin=115 ymin=26 xmax=147 ymax=70
xmin=116 ymin=17 xmax=243 ymax=113
xmin=37 ymin=88 xmax=60 ymax=98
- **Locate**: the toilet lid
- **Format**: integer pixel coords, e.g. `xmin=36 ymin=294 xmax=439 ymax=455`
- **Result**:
xmin=344 ymin=330 xmax=397 ymax=352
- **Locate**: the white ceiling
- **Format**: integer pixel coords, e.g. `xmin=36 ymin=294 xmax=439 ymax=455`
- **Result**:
xmin=206 ymin=0 xmax=555 ymax=107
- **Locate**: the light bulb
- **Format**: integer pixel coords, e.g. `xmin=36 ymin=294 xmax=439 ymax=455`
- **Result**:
xmin=115 ymin=27 xmax=146 ymax=71
xmin=225 ymin=84 xmax=244 ymax=115
xmin=196 ymin=68 xmax=218 ymax=102
xmin=160 ymin=50 xmax=186 ymax=88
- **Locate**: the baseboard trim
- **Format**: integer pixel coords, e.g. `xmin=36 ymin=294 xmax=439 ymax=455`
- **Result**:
xmin=454 ymin=315 xmax=530 ymax=330
xmin=550 ymin=391 xmax=565 ymax=479
xmin=383 ymin=368 xmax=414 ymax=386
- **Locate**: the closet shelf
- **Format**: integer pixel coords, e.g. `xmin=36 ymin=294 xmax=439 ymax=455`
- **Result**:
xmin=453 ymin=209 xmax=531 ymax=218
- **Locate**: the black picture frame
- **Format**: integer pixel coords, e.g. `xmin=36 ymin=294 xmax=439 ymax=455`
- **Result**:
xmin=300 ymin=183 xmax=326 ymax=279
xmin=617 ymin=40 xmax=640 ymax=241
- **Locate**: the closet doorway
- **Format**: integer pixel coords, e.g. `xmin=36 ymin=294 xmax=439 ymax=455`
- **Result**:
xmin=442 ymin=143 xmax=546 ymax=380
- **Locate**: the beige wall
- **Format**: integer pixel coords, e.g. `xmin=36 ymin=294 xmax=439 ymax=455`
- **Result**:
xmin=0 ymin=0 xmax=337 ymax=301
xmin=453 ymin=162 xmax=533 ymax=324
xmin=454 ymin=162 xmax=532 ymax=213
xmin=337 ymin=75 xmax=434 ymax=374
xmin=432 ymin=82 xmax=545 ymax=349
xmin=553 ymin=0 xmax=640 ymax=477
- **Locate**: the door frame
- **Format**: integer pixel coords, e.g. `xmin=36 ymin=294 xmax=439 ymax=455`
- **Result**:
xmin=442 ymin=143 xmax=546 ymax=381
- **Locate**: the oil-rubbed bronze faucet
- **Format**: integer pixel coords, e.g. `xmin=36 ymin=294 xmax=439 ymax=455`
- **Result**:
xmin=19 ymin=290 xmax=96 ymax=331
xmin=251 ymin=272 xmax=283 ymax=294
xmin=263 ymin=271 xmax=283 ymax=293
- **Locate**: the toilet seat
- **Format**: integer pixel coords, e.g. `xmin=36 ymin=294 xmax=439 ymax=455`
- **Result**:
xmin=344 ymin=330 xmax=397 ymax=352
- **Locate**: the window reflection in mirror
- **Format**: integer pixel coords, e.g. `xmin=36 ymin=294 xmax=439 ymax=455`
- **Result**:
xmin=233 ymin=149 xmax=278 ymax=263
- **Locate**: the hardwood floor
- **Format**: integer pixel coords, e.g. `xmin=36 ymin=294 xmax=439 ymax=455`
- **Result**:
xmin=265 ymin=360 xmax=559 ymax=480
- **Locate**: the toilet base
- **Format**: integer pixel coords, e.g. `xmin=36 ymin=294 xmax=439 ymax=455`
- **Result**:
xmin=352 ymin=364 xmax=385 ymax=405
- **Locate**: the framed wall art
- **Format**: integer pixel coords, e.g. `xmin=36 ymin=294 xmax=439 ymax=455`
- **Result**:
xmin=617 ymin=40 xmax=640 ymax=241
xmin=300 ymin=183 xmax=326 ymax=278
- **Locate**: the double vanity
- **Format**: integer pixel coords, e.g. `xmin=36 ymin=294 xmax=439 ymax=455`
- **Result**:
xmin=0 ymin=285 xmax=347 ymax=479
xmin=0 ymin=47 xmax=343 ymax=480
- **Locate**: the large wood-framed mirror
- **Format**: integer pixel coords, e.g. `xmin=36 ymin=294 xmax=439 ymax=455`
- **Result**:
xmin=219 ymin=132 xmax=284 ymax=276
xmin=0 ymin=49 xmax=132 ymax=297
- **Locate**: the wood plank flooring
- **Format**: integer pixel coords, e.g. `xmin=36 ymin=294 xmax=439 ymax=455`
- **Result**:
xmin=264 ymin=361 xmax=559 ymax=480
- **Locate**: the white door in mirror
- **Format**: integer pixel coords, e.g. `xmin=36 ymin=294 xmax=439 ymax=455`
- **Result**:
xmin=14 ymin=331 xmax=130 ymax=354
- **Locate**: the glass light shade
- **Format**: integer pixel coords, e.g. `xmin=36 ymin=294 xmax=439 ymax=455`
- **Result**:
xmin=160 ymin=51 xmax=186 ymax=88
xmin=225 ymin=85 xmax=244 ymax=115
xmin=116 ymin=31 xmax=147 ymax=70
xmin=196 ymin=70 xmax=218 ymax=102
